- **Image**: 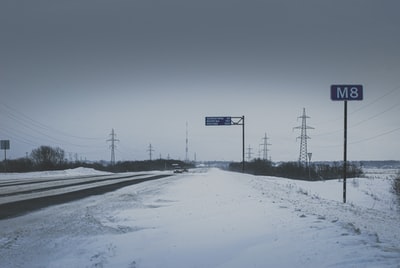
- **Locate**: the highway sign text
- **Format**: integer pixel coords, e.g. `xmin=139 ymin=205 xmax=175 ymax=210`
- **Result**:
xmin=205 ymin=117 xmax=232 ymax=126
xmin=331 ymin=85 xmax=363 ymax=101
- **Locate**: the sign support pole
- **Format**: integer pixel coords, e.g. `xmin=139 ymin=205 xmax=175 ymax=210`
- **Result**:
xmin=330 ymin=84 xmax=363 ymax=203
xmin=231 ymin=116 xmax=245 ymax=173
xmin=3 ymin=148 xmax=6 ymax=172
xmin=343 ymin=101 xmax=347 ymax=203
xmin=205 ymin=116 xmax=245 ymax=172
xmin=0 ymin=140 xmax=10 ymax=172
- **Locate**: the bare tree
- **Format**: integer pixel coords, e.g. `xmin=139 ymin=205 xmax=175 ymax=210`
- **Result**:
xmin=30 ymin=146 xmax=65 ymax=170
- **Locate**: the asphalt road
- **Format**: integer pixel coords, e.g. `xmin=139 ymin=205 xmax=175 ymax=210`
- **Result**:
xmin=0 ymin=173 xmax=171 ymax=220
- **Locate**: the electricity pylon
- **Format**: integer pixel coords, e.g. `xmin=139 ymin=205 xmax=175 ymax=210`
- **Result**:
xmin=185 ymin=122 xmax=189 ymax=162
xmin=260 ymin=133 xmax=272 ymax=161
xmin=293 ymin=108 xmax=314 ymax=166
xmin=147 ymin=143 xmax=154 ymax=161
xmin=107 ymin=128 xmax=119 ymax=166
xmin=246 ymin=144 xmax=253 ymax=162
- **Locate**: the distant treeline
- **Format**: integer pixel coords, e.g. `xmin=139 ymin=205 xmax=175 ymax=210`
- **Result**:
xmin=105 ymin=159 xmax=194 ymax=173
xmin=358 ymin=160 xmax=400 ymax=169
xmin=229 ymin=159 xmax=364 ymax=181
xmin=0 ymin=145 xmax=194 ymax=173
xmin=0 ymin=145 xmax=389 ymax=180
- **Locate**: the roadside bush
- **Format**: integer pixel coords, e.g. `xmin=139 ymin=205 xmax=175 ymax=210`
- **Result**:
xmin=229 ymin=160 xmax=363 ymax=181
xmin=0 ymin=158 xmax=34 ymax=172
xmin=110 ymin=159 xmax=194 ymax=172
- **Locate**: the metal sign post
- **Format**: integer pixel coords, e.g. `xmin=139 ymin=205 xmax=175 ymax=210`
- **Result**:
xmin=205 ymin=116 xmax=245 ymax=172
xmin=343 ymin=100 xmax=348 ymax=203
xmin=331 ymin=85 xmax=363 ymax=203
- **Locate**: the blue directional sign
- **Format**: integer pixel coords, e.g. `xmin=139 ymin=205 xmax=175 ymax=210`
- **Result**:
xmin=205 ymin=117 xmax=232 ymax=126
xmin=331 ymin=85 xmax=363 ymax=101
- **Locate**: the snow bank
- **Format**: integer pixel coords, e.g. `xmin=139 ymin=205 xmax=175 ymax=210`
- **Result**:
xmin=0 ymin=168 xmax=399 ymax=267
xmin=0 ymin=167 xmax=111 ymax=181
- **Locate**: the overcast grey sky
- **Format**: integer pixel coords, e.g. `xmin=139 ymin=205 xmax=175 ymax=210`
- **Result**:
xmin=1 ymin=0 xmax=399 ymax=162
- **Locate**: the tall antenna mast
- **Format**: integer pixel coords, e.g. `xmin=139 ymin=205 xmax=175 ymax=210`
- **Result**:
xmin=293 ymin=108 xmax=314 ymax=166
xmin=107 ymin=128 xmax=119 ymax=166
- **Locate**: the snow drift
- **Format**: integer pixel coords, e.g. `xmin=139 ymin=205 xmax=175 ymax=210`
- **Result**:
xmin=0 ymin=168 xmax=399 ymax=267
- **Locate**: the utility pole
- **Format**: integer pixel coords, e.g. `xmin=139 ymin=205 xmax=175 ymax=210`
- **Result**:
xmin=107 ymin=128 xmax=119 ymax=166
xmin=147 ymin=143 xmax=154 ymax=161
xmin=293 ymin=108 xmax=314 ymax=166
xmin=261 ymin=133 xmax=271 ymax=161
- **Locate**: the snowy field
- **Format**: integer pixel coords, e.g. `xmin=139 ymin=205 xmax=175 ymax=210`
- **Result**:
xmin=0 ymin=167 xmax=399 ymax=267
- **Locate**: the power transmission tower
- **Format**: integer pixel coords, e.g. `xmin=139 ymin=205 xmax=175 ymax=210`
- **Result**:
xmin=246 ymin=144 xmax=253 ymax=162
xmin=260 ymin=133 xmax=272 ymax=161
xmin=147 ymin=143 xmax=154 ymax=161
xmin=107 ymin=128 xmax=119 ymax=166
xmin=185 ymin=122 xmax=189 ymax=162
xmin=257 ymin=144 xmax=262 ymax=159
xmin=293 ymin=108 xmax=314 ymax=166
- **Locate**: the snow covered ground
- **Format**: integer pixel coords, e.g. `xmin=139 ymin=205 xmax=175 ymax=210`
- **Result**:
xmin=0 ymin=167 xmax=399 ymax=267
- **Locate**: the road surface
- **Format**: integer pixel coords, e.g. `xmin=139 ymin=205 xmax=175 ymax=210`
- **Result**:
xmin=0 ymin=172 xmax=171 ymax=219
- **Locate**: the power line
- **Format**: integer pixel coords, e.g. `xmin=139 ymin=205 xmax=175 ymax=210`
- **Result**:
xmin=314 ymin=101 xmax=400 ymax=138
xmin=349 ymin=126 xmax=400 ymax=145
xmin=314 ymin=126 xmax=400 ymax=148
xmin=350 ymin=85 xmax=400 ymax=115
xmin=0 ymin=103 xmax=106 ymax=158
xmin=351 ymin=101 xmax=400 ymax=128
xmin=0 ymin=103 xmax=104 ymax=141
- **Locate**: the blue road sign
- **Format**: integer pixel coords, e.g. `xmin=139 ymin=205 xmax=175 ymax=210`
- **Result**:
xmin=205 ymin=117 xmax=232 ymax=126
xmin=331 ymin=85 xmax=363 ymax=101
